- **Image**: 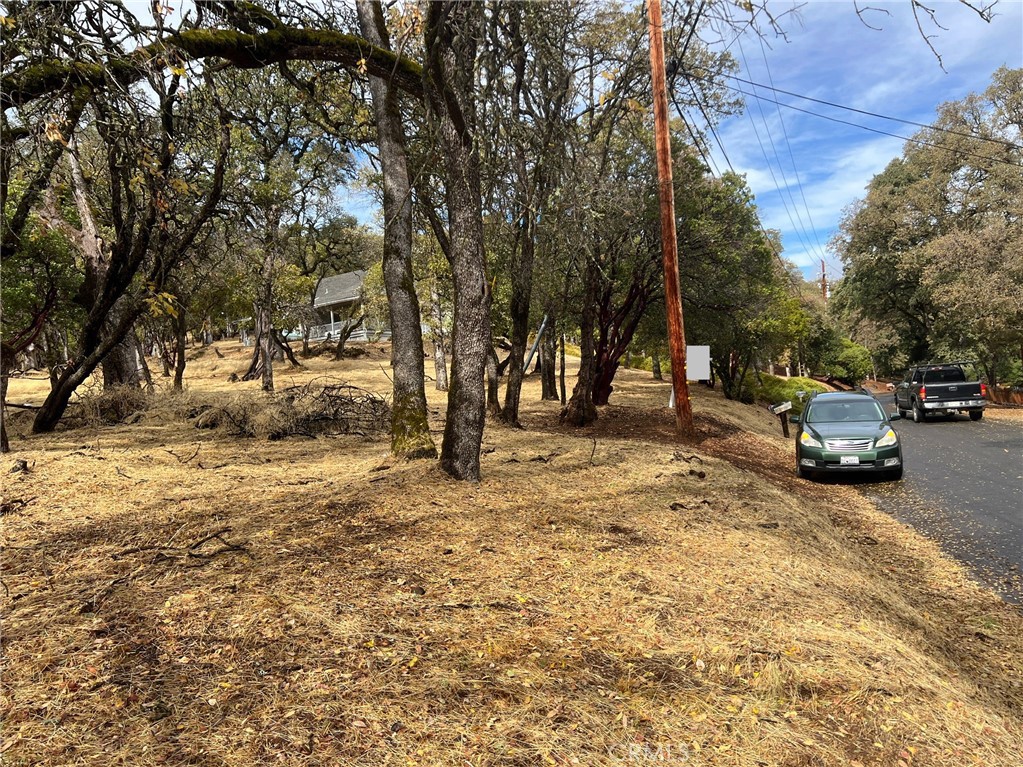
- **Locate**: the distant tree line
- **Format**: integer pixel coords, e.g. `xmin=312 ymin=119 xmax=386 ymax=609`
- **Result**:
xmin=832 ymin=67 xmax=1023 ymax=387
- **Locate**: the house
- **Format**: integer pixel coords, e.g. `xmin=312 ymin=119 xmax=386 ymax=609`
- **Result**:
xmin=306 ymin=269 xmax=390 ymax=343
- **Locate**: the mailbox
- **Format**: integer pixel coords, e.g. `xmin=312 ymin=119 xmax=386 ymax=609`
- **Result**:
xmin=769 ymin=401 xmax=792 ymax=415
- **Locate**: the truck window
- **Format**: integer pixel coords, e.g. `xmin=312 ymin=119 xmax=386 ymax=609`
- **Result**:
xmin=923 ymin=368 xmax=966 ymax=384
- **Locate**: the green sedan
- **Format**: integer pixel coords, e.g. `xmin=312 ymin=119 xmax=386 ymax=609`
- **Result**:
xmin=790 ymin=391 xmax=903 ymax=481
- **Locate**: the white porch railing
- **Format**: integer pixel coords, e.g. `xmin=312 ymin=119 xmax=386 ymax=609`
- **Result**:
xmin=304 ymin=320 xmax=391 ymax=343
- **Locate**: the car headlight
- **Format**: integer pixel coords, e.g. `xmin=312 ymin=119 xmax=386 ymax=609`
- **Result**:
xmin=800 ymin=431 xmax=822 ymax=449
xmin=875 ymin=429 xmax=898 ymax=448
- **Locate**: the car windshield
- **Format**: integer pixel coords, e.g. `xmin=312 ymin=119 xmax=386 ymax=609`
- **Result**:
xmin=806 ymin=400 xmax=884 ymax=423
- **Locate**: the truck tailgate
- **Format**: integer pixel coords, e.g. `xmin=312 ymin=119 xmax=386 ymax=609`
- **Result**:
xmin=922 ymin=382 xmax=984 ymax=403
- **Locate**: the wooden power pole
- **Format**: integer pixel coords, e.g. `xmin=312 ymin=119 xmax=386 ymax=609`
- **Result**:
xmin=647 ymin=0 xmax=695 ymax=437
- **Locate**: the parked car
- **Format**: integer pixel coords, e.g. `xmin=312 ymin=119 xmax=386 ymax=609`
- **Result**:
xmin=894 ymin=362 xmax=987 ymax=422
xmin=790 ymin=391 xmax=903 ymax=481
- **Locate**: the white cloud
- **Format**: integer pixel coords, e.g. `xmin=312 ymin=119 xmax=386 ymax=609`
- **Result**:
xmin=701 ymin=0 xmax=1022 ymax=279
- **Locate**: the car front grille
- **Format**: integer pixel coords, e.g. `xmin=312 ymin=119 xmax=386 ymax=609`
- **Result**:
xmin=824 ymin=438 xmax=873 ymax=452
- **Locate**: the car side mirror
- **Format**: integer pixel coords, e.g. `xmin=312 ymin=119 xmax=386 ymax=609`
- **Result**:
xmin=889 ymin=412 xmax=902 ymax=421
xmin=788 ymin=414 xmax=800 ymax=424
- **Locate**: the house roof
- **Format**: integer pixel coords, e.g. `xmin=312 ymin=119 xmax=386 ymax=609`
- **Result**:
xmin=314 ymin=269 xmax=367 ymax=309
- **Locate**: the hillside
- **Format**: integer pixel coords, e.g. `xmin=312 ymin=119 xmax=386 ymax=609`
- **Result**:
xmin=2 ymin=342 xmax=1021 ymax=766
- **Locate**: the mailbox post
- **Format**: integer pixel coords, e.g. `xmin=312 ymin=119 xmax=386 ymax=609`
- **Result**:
xmin=769 ymin=401 xmax=793 ymax=438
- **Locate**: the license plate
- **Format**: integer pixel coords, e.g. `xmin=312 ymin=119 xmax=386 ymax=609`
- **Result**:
xmin=840 ymin=456 xmax=860 ymax=465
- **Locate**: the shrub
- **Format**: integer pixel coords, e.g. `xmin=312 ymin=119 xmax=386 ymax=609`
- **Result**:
xmin=752 ymin=374 xmax=829 ymax=416
xmin=80 ymin=386 xmax=151 ymax=425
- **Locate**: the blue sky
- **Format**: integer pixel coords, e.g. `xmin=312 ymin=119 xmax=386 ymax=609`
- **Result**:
xmin=699 ymin=0 xmax=1023 ymax=281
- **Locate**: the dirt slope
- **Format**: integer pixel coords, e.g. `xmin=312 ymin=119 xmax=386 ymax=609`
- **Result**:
xmin=2 ymin=343 xmax=1021 ymax=766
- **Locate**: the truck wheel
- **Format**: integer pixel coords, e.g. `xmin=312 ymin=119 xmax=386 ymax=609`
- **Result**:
xmin=912 ymin=401 xmax=925 ymax=423
xmin=896 ymin=402 xmax=907 ymax=418
xmin=969 ymin=410 xmax=983 ymax=421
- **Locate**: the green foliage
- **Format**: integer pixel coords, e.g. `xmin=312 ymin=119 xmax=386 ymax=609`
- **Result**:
xmin=752 ymin=374 xmax=829 ymax=416
xmin=833 ymin=67 xmax=1023 ymax=375
xmin=827 ymin=338 xmax=874 ymax=385
xmin=271 ymin=264 xmax=316 ymax=328
xmin=1 ymin=188 xmax=82 ymax=346
xmin=411 ymin=232 xmax=453 ymax=342
xmin=676 ymin=167 xmax=791 ymax=400
xmin=360 ymin=262 xmax=389 ymax=328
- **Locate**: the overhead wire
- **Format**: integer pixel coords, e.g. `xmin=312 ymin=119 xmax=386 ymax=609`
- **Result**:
xmin=680 ymin=3 xmax=1023 ymax=300
xmin=669 ymin=86 xmax=807 ymax=297
xmin=693 ymin=68 xmax=1023 ymax=152
xmin=695 ymin=1 xmax=829 ymax=291
xmin=687 ymin=72 xmax=1023 ymax=170
xmin=724 ymin=5 xmax=830 ymax=274
xmin=753 ymin=29 xmax=838 ymax=280
xmin=677 ymin=0 xmax=708 ymax=65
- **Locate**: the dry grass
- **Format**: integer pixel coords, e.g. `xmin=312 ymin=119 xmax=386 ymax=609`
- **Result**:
xmin=2 ymin=342 xmax=1021 ymax=766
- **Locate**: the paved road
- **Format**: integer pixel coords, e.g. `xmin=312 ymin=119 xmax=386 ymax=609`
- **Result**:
xmin=859 ymin=395 xmax=1023 ymax=604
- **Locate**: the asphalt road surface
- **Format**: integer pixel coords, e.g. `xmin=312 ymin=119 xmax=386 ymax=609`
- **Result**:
xmin=858 ymin=395 xmax=1023 ymax=605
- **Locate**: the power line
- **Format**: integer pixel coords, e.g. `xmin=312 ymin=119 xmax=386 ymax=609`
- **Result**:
xmin=726 ymin=13 xmax=829 ymax=272
xmin=677 ymin=0 xmax=708 ymax=65
xmin=700 ymin=78 xmax=1023 ymax=170
xmin=669 ymin=89 xmax=808 ymax=298
xmin=754 ymin=32 xmax=836 ymax=276
xmin=691 ymin=67 xmax=1023 ymax=152
xmin=712 ymin=1 xmax=831 ymax=280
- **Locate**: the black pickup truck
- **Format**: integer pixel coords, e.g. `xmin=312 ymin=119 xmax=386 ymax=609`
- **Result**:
xmin=894 ymin=362 xmax=987 ymax=422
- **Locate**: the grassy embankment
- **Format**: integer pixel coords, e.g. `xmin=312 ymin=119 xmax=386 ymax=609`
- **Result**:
xmin=2 ymin=341 xmax=1021 ymax=766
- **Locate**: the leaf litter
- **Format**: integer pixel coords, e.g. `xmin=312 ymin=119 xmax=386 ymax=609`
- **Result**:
xmin=2 ymin=341 xmax=1021 ymax=766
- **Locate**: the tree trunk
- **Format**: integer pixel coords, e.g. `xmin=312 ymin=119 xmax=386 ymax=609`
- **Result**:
xmin=274 ymin=330 xmax=301 ymax=367
xmin=591 ymin=274 xmax=654 ymax=407
xmin=980 ymin=358 xmax=996 ymax=390
xmin=30 ymin=89 xmax=229 ymax=434
xmin=173 ymin=307 xmax=187 ymax=391
xmin=34 ymin=303 xmax=145 ymax=432
xmin=258 ymin=250 xmax=275 ymax=393
xmin=243 ymin=305 xmax=275 ymax=383
xmin=71 ymin=140 xmax=146 ymax=392
xmin=137 ymin=339 xmax=154 ymax=390
xmin=333 ymin=315 xmax=364 ymax=360
xmin=301 ymin=326 xmax=311 ymax=357
xmin=430 ymin=284 xmax=449 ymax=391
xmin=426 ymin=3 xmax=490 ymax=481
xmin=501 ymin=187 xmax=536 ymax=427
xmin=592 ymin=357 xmax=620 ymax=406
xmin=486 ymin=346 xmax=502 ymax=418
xmin=559 ymin=333 xmax=567 ymax=406
xmin=500 ymin=232 xmax=531 ymax=424
xmin=652 ymin=352 xmax=662 ymax=380
xmin=357 ymin=0 xmax=436 ymax=459
xmin=101 ymin=326 xmax=145 ymax=389
xmin=1 ymin=352 xmax=11 ymax=453
xmin=160 ymin=334 xmax=173 ymax=377
xmin=540 ymin=323 xmax=558 ymax=401
xmin=562 ymin=257 xmax=598 ymax=426
xmin=736 ymin=351 xmax=754 ymax=403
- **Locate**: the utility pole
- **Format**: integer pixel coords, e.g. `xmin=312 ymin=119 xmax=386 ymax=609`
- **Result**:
xmin=647 ymin=0 xmax=695 ymax=438
xmin=820 ymin=259 xmax=828 ymax=304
